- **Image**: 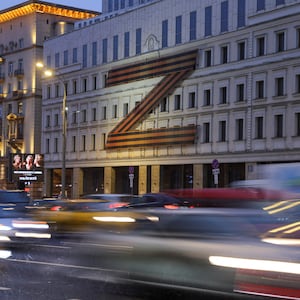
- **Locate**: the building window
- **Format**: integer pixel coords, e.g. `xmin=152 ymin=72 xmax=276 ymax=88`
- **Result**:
xmin=113 ymin=104 xmax=118 ymax=118
xmin=92 ymin=42 xmax=97 ymax=66
xmin=73 ymin=80 xmax=77 ymax=94
xmin=276 ymin=31 xmax=285 ymax=52
xmin=55 ymin=53 xmax=59 ymax=68
xmin=81 ymin=109 xmax=87 ymax=123
xmin=113 ymin=35 xmax=118 ymax=61
xmin=114 ymin=0 xmax=119 ymax=11
xmin=47 ymin=85 xmax=51 ymax=99
xmin=54 ymin=137 xmax=58 ymax=153
xmin=72 ymin=111 xmax=77 ymax=124
xmin=120 ymin=0 xmax=125 ymax=9
xmin=72 ymin=47 xmax=78 ymax=63
xmin=82 ymin=78 xmax=87 ymax=92
xmin=220 ymin=86 xmax=227 ymax=104
xmin=203 ymin=122 xmax=210 ymax=143
xmin=81 ymin=135 xmax=86 ymax=151
xmin=162 ymin=20 xmax=168 ymax=48
xmin=93 ymin=76 xmax=97 ymax=90
xmin=91 ymin=134 xmax=96 ymax=151
xmin=92 ymin=107 xmax=97 ymax=121
xmin=257 ymin=0 xmax=265 ymax=11
xmin=175 ymin=15 xmax=182 ymax=44
xmin=160 ymin=97 xmax=168 ymax=112
xmin=188 ymin=92 xmax=196 ymax=108
xmin=256 ymin=80 xmax=264 ymax=99
xmin=174 ymin=95 xmax=181 ymax=110
xmin=123 ymin=103 xmax=129 ymax=116
xmin=275 ymin=77 xmax=284 ymax=96
xmin=276 ymin=0 xmax=285 ymax=6
xmin=63 ymin=50 xmax=68 ymax=66
xmin=238 ymin=41 xmax=245 ymax=60
xmin=257 ymin=36 xmax=265 ymax=56
xmin=255 ymin=116 xmax=263 ymax=139
xmin=296 ymin=113 xmax=300 ymax=136
xmin=54 ymin=113 xmax=59 ymax=126
xmin=82 ymin=44 xmax=87 ymax=68
xmin=124 ymin=32 xmax=130 ymax=58
xmin=55 ymin=84 xmax=59 ymax=97
xmin=297 ymin=28 xmax=300 ymax=48
xmin=237 ymin=0 xmax=246 ymax=28
xmin=46 ymin=115 xmax=51 ymax=128
xmin=236 ymin=83 xmax=245 ymax=102
xmin=102 ymin=38 xmax=108 ymax=63
xmin=189 ymin=11 xmax=196 ymax=41
xmin=219 ymin=120 xmax=226 ymax=142
xmin=220 ymin=1 xmax=228 ymax=33
xmin=204 ymin=49 xmax=212 ymax=67
xmin=221 ymin=45 xmax=228 ymax=64
xmin=236 ymin=119 xmax=244 ymax=140
xmin=204 ymin=89 xmax=211 ymax=106
xmin=274 ymin=114 xmax=283 ymax=138
xmin=46 ymin=138 xmax=50 ymax=153
xmin=136 ymin=28 xmax=142 ymax=55
xmin=102 ymin=106 xmax=107 ymax=120
xmin=296 ymin=74 xmax=300 ymax=94
xmin=205 ymin=6 xmax=212 ymax=36
xmin=72 ymin=136 xmax=76 ymax=152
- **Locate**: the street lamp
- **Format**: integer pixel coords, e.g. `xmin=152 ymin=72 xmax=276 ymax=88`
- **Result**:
xmin=37 ymin=63 xmax=67 ymax=199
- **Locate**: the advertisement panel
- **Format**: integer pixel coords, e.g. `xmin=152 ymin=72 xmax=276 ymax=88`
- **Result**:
xmin=11 ymin=153 xmax=44 ymax=182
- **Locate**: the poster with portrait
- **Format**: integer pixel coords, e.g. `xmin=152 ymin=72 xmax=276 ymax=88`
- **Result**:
xmin=11 ymin=153 xmax=44 ymax=182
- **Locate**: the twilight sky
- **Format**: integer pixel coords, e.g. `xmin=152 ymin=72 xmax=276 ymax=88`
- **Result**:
xmin=0 ymin=0 xmax=102 ymax=12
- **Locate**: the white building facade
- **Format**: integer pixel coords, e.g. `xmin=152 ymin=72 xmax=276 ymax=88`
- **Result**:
xmin=42 ymin=0 xmax=300 ymax=197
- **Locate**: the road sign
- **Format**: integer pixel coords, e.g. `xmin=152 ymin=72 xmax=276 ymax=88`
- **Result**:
xmin=212 ymin=159 xmax=219 ymax=169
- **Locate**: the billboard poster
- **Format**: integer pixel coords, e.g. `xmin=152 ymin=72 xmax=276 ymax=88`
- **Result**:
xmin=11 ymin=153 xmax=44 ymax=182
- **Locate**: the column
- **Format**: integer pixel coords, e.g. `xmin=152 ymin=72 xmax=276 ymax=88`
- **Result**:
xmin=151 ymin=165 xmax=160 ymax=193
xmin=193 ymin=164 xmax=203 ymax=189
xmin=138 ymin=165 xmax=147 ymax=195
xmin=72 ymin=167 xmax=83 ymax=199
xmin=104 ymin=166 xmax=115 ymax=194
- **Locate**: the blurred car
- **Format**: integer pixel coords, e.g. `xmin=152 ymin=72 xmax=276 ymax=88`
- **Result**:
xmin=70 ymin=208 xmax=300 ymax=299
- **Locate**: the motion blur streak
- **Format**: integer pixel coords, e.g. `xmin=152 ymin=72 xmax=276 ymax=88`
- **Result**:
xmin=12 ymin=221 xmax=49 ymax=229
xmin=0 ymin=225 xmax=12 ymax=231
xmin=14 ymin=232 xmax=51 ymax=239
xmin=262 ymin=238 xmax=300 ymax=245
xmin=209 ymin=256 xmax=300 ymax=274
xmin=269 ymin=222 xmax=300 ymax=233
xmin=264 ymin=201 xmax=300 ymax=214
xmin=0 ymin=236 xmax=10 ymax=241
xmin=0 ymin=250 xmax=11 ymax=259
xmin=93 ymin=216 xmax=136 ymax=222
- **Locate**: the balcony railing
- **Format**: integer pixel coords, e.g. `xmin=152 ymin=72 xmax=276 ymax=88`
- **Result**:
xmin=14 ymin=69 xmax=24 ymax=78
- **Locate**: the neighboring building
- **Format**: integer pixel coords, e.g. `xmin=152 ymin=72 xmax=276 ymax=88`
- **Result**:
xmin=0 ymin=1 xmax=99 ymax=195
xmin=41 ymin=0 xmax=300 ymax=198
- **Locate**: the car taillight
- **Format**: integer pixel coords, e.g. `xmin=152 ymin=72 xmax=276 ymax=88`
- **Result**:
xmin=50 ymin=206 xmax=62 ymax=211
xmin=108 ymin=202 xmax=129 ymax=209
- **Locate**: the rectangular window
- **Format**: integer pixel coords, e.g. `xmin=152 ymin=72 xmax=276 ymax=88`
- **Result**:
xmin=114 ymin=0 xmax=119 ymax=10
xmin=257 ymin=0 xmax=265 ymax=11
xmin=160 ymin=97 xmax=168 ymax=112
xmin=72 ymin=48 xmax=78 ymax=63
xmin=236 ymin=119 xmax=244 ymax=140
xmin=113 ymin=104 xmax=118 ymax=118
xmin=238 ymin=41 xmax=245 ymax=60
xmin=93 ymin=76 xmax=97 ymax=90
xmin=72 ymin=111 xmax=77 ymax=124
xmin=296 ymin=74 xmax=300 ymax=93
xmin=108 ymin=0 xmax=113 ymax=12
xmin=220 ymin=86 xmax=227 ymax=104
xmin=203 ymin=122 xmax=210 ymax=143
xmin=237 ymin=0 xmax=246 ymax=28
xmin=124 ymin=32 xmax=130 ymax=58
xmin=46 ymin=138 xmax=50 ymax=154
xmin=256 ymin=80 xmax=264 ymax=99
xmin=175 ymin=15 xmax=182 ymax=44
xmin=219 ymin=120 xmax=226 ymax=142
xmin=82 ymin=44 xmax=87 ymax=68
xmin=46 ymin=115 xmax=51 ymax=128
xmin=221 ymin=45 xmax=228 ymax=64
xmin=276 ymin=0 xmax=285 ymax=5
xmin=120 ymin=0 xmax=125 ymax=9
xmin=237 ymin=84 xmax=244 ymax=102
xmin=296 ymin=113 xmax=300 ymax=136
xmin=205 ymin=6 xmax=212 ymax=36
xmin=188 ymin=92 xmax=196 ymax=108
xmin=92 ymin=107 xmax=97 ymax=121
xmin=257 ymin=36 xmax=265 ymax=56
xmin=255 ymin=116 xmax=263 ymax=139
xmin=55 ymin=53 xmax=59 ymax=68
xmin=63 ymin=50 xmax=68 ymax=66
xmin=91 ymin=134 xmax=96 ymax=151
xmin=72 ymin=136 xmax=76 ymax=152
xmin=275 ymin=77 xmax=284 ymax=96
xmin=276 ymin=32 xmax=285 ymax=52
xmin=204 ymin=89 xmax=211 ymax=106
xmin=102 ymin=38 xmax=108 ymax=63
xmin=123 ymin=103 xmax=129 ymax=116
xmin=174 ymin=95 xmax=181 ymax=110
xmin=54 ymin=137 xmax=58 ymax=153
xmin=136 ymin=28 xmax=142 ymax=55
xmin=81 ymin=135 xmax=86 ymax=151
xmin=82 ymin=78 xmax=87 ymax=92
xmin=204 ymin=49 xmax=212 ymax=67
xmin=129 ymin=0 xmax=133 ymax=6
xmin=220 ymin=1 xmax=228 ymax=33
xmin=81 ymin=109 xmax=87 ymax=123
xmin=275 ymin=114 xmax=283 ymax=138
xmin=162 ymin=20 xmax=168 ymax=48
xmin=92 ymin=42 xmax=97 ymax=66
xmin=297 ymin=28 xmax=300 ymax=48
xmin=190 ymin=11 xmax=197 ymax=41
xmin=47 ymin=85 xmax=51 ymax=98
xmin=102 ymin=106 xmax=107 ymax=120
xmin=113 ymin=35 xmax=118 ymax=61
xmin=46 ymin=55 xmax=51 ymax=68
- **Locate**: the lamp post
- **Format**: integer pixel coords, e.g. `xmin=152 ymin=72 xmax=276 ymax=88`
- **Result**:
xmin=37 ymin=63 xmax=67 ymax=199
